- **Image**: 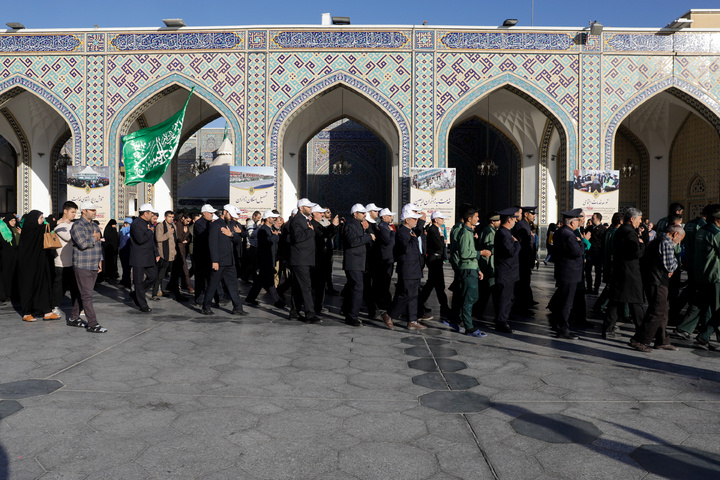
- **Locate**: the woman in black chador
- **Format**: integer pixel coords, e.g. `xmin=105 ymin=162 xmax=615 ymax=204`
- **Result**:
xmin=102 ymin=219 xmax=120 ymax=282
xmin=0 ymin=213 xmax=19 ymax=302
xmin=18 ymin=210 xmax=54 ymax=321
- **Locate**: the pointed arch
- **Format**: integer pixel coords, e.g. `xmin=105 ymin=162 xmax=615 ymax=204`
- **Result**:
xmin=0 ymin=75 xmax=82 ymax=165
xmin=107 ymin=73 xmax=243 ymax=217
xmin=269 ymin=71 xmax=411 ymax=209
xmin=436 ymin=72 xmax=578 ymax=176
xmin=604 ymin=78 xmax=720 ymax=168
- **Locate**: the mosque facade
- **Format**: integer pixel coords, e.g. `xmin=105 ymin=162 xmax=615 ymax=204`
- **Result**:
xmin=1 ymin=9 xmax=720 ymax=228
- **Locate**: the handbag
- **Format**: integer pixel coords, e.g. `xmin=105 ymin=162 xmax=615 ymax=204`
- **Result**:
xmin=43 ymin=224 xmax=62 ymax=249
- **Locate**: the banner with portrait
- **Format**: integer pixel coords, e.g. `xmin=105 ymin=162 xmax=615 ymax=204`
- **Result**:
xmin=66 ymin=166 xmax=112 ymax=228
xmin=228 ymin=166 xmax=276 ymax=221
xmin=572 ymin=169 xmax=620 ymax=222
xmin=409 ymin=168 xmax=456 ymax=226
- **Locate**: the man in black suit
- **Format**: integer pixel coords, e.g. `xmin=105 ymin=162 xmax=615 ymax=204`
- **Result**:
xmin=375 ymin=208 xmax=396 ymax=308
xmin=129 ymin=203 xmax=160 ymax=313
xmin=201 ymin=205 xmax=248 ymax=316
xmin=364 ymin=203 xmax=382 ymax=319
xmin=289 ymin=198 xmax=318 ymax=323
xmin=382 ymin=208 xmax=426 ymax=330
xmin=245 ymin=210 xmax=285 ymax=309
xmin=193 ymin=204 xmax=216 ymax=305
xmin=419 ymin=211 xmax=450 ymax=317
xmin=311 ymin=204 xmax=339 ymax=314
xmin=512 ymin=206 xmax=538 ymax=314
xmin=548 ymin=209 xmax=586 ymax=339
xmin=493 ymin=207 xmax=521 ymax=333
xmin=342 ymin=203 xmax=375 ymax=327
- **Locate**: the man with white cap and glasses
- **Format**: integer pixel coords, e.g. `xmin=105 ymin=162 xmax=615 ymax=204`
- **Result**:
xmin=364 ymin=203 xmax=382 ymax=319
xmin=202 ymin=205 xmax=249 ymax=316
xmin=376 ymin=207 xmax=396 ymax=308
xmin=419 ymin=210 xmax=451 ymax=318
xmin=382 ymin=208 xmax=426 ymax=330
xmin=193 ymin=204 xmax=217 ymax=305
xmin=129 ymin=203 xmax=160 ymax=313
xmin=245 ymin=210 xmax=286 ymax=309
xmin=288 ymin=198 xmax=319 ymax=323
xmin=69 ymin=201 xmax=107 ymax=332
xmin=311 ymin=205 xmax=339 ymax=315
xmin=400 ymin=203 xmax=432 ymax=320
xmin=342 ymin=203 xmax=375 ymax=326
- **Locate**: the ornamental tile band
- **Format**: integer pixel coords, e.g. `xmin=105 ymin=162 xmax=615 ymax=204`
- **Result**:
xmin=604 ymin=33 xmax=673 ymax=52
xmin=0 ymin=34 xmax=82 ymax=53
xmin=438 ymin=32 xmax=577 ymax=51
xmin=109 ymin=32 xmax=243 ymax=51
xmin=269 ymin=31 xmax=411 ymax=49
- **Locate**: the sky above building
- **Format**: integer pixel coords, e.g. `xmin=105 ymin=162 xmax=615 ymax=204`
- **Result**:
xmin=1 ymin=0 xmax=714 ymax=30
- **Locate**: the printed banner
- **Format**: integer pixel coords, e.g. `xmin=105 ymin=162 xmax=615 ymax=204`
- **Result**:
xmin=229 ymin=166 xmax=276 ymax=221
xmin=409 ymin=168 xmax=456 ymax=226
xmin=572 ymin=169 xmax=620 ymax=222
xmin=66 ymin=165 xmax=112 ymax=228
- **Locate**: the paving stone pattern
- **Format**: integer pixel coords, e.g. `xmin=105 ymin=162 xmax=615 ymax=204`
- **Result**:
xmin=1 ymin=265 xmax=720 ymax=479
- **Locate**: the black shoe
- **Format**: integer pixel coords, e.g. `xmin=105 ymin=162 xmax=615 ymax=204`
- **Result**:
xmin=232 ymin=308 xmax=249 ymax=316
xmin=694 ymin=336 xmax=717 ymax=351
xmin=66 ymin=318 xmax=88 ymax=328
xmin=345 ymin=317 xmax=362 ymax=327
xmin=139 ymin=306 xmax=152 ymax=313
xmin=86 ymin=324 xmax=108 ymax=333
xmin=201 ymin=308 xmax=215 ymax=316
xmin=556 ymin=333 xmax=579 ymax=340
xmin=274 ymin=300 xmax=287 ymax=309
xmin=245 ymin=299 xmax=259 ymax=306
xmin=305 ymin=314 xmax=321 ymax=324
xmin=495 ymin=323 xmax=514 ymax=333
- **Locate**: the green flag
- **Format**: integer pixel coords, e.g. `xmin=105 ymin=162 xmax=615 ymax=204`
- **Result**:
xmin=222 ymin=122 xmax=229 ymax=142
xmin=122 ymin=87 xmax=194 ymax=185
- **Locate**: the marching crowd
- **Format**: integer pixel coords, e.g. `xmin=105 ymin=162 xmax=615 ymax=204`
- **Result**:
xmin=3 ymin=198 xmax=720 ymax=353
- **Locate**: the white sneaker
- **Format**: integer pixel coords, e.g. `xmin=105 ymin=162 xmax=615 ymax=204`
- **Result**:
xmin=52 ymin=307 xmax=63 ymax=317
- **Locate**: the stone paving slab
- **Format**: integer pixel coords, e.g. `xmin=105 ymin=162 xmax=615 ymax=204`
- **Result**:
xmin=1 ymin=265 xmax=720 ymax=479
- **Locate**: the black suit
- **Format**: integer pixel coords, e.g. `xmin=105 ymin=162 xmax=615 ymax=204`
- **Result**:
xmin=312 ymin=220 xmax=337 ymax=313
xmin=246 ymin=223 xmax=281 ymax=305
xmin=288 ymin=213 xmax=316 ymax=315
xmin=376 ymin=220 xmax=395 ymax=307
xmin=493 ymin=226 xmax=520 ymax=327
xmin=548 ymin=225 xmax=585 ymax=335
xmin=389 ymin=224 xmax=423 ymax=323
xmin=603 ymin=223 xmax=646 ymax=334
xmin=203 ymin=219 xmax=243 ymax=310
xmin=512 ymin=219 xmax=536 ymax=310
xmin=193 ymin=217 xmax=214 ymax=303
xmin=130 ymin=217 xmax=158 ymax=310
xmin=419 ymin=223 xmax=449 ymax=312
xmin=342 ymin=217 xmax=373 ymax=322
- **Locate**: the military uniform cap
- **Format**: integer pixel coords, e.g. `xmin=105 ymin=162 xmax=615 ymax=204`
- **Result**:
xmin=521 ymin=206 xmax=537 ymax=213
xmin=498 ymin=207 xmax=520 ymax=216
xmin=561 ymin=208 xmax=584 ymax=218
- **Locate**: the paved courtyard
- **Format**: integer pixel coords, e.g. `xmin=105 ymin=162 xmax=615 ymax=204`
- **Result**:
xmin=1 ymin=264 xmax=720 ymax=479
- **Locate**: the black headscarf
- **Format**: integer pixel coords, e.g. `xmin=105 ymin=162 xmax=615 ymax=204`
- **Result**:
xmin=103 ymin=219 xmax=119 ymax=247
xmin=18 ymin=210 xmax=52 ymax=316
xmin=46 ymin=214 xmax=58 ymax=231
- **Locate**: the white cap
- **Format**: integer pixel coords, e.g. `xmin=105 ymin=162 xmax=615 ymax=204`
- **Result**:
xmin=291 ymin=208 xmax=298 ymax=215
xmin=297 ymin=198 xmax=317 ymax=209
xmin=403 ymin=203 xmax=420 ymax=212
xmin=311 ymin=205 xmax=328 ymax=213
xmin=79 ymin=201 xmax=97 ymax=210
xmin=223 ymin=204 xmax=240 ymax=219
xmin=139 ymin=203 xmax=156 ymax=213
xmin=201 ymin=204 xmax=216 ymax=213
xmin=431 ymin=211 xmax=447 ymax=220
xmin=262 ymin=209 xmax=279 ymax=219
xmin=367 ymin=217 xmax=376 ymax=224
xmin=379 ymin=208 xmax=395 ymax=217
xmin=212 ymin=214 xmax=218 ymax=221
xmin=401 ymin=210 xmax=422 ymax=220
xmin=351 ymin=203 xmax=368 ymax=214
xmin=365 ymin=203 xmax=381 ymax=212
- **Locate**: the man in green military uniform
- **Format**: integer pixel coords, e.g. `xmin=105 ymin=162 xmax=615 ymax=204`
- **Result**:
xmin=446 ymin=205 xmax=486 ymax=337
xmin=474 ymin=212 xmax=499 ymax=320
xmin=693 ymin=207 xmax=720 ymax=350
